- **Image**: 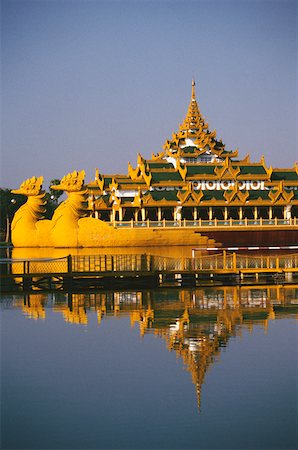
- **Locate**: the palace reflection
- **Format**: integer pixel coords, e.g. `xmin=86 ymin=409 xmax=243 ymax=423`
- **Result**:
xmin=7 ymin=285 xmax=298 ymax=409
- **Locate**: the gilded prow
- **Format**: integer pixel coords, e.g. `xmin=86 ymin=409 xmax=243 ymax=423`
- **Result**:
xmin=11 ymin=176 xmax=47 ymax=247
xmin=50 ymin=170 xmax=88 ymax=247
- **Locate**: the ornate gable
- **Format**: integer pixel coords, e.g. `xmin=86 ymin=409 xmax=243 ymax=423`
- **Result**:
xmin=128 ymin=162 xmax=141 ymax=181
xmin=214 ymin=158 xmax=240 ymax=180
xmin=109 ymin=178 xmax=118 ymax=192
xmin=269 ymin=181 xmax=294 ymax=204
xmin=176 ymin=159 xmax=187 ymax=181
xmin=224 ymin=183 xmax=249 ymax=204
xmin=95 ymin=168 xmax=105 ymax=192
xmin=177 ymin=183 xmax=203 ymax=204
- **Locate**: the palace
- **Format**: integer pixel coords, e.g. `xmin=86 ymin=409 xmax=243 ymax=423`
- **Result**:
xmin=86 ymin=80 xmax=298 ymax=246
xmin=11 ymin=80 xmax=298 ymax=247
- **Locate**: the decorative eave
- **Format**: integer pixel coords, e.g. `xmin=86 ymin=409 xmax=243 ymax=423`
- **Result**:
xmin=176 ymin=159 xmax=187 ymax=181
xmin=137 ymin=153 xmax=145 ymax=167
xmin=109 ymin=193 xmax=121 ymax=210
xmin=140 ymin=192 xmax=178 ymax=207
xmin=132 ymin=188 xmax=143 ymax=207
xmin=128 ymin=162 xmax=141 ymax=181
xmin=268 ymin=181 xmax=294 ymax=204
xmin=265 ymin=165 xmax=273 ymax=179
xmin=177 ymin=183 xmax=204 ymax=204
xmin=223 ymin=183 xmax=249 ymax=204
xmin=138 ymin=161 xmax=152 ymax=188
xmin=94 ymin=197 xmax=110 ymax=210
xmin=214 ymin=158 xmax=241 ymax=179
xmin=151 ymin=150 xmax=166 ymax=160
xmin=109 ymin=178 xmax=119 ymax=192
xmin=94 ymin=168 xmax=105 ymax=192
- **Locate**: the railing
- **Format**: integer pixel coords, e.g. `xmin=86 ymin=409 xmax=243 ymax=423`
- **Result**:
xmin=0 ymin=256 xmax=68 ymax=276
xmin=111 ymin=217 xmax=297 ymax=228
xmin=71 ymin=254 xmax=150 ymax=273
xmin=2 ymin=252 xmax=298 ymax=276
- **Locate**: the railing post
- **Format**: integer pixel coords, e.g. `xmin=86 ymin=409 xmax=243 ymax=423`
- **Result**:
xmin=223 ymin=250 xmax=227 ymax=270
xmin=233 ymin=252 xmax=237 ymax=271
xmin=67 ymin=254 xmax=72 ymax=274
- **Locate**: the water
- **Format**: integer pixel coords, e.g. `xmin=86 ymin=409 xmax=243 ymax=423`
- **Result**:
xmin=1 ymin=287 xmax=297 ymax=449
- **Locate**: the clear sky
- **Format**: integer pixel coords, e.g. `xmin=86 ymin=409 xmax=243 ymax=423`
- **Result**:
xmin=1 ymin=0 xmax=297 ymax=189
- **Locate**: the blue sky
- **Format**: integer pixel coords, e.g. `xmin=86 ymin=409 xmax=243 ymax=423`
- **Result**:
xmin=1 ymin=0 xmax=297 ymax=189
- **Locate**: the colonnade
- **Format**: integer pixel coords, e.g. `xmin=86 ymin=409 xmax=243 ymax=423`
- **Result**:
xmin=93 ymin=204 xmax=294 ymax=222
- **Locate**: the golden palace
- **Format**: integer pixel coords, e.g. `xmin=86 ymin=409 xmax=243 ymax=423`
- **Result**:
xmin=11 ymin=81 xmax=298 ymax=247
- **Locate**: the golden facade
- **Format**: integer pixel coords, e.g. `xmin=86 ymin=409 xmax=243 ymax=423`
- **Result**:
xmin=88 ymin=81 xmax=298 ymax=229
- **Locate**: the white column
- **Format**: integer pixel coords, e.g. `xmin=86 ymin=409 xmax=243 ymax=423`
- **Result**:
xmin=194 ymin=208 xmax=198 ymax=221
xmin=141 ymin=208 xmax=146 ymax=221
xmin=158 ymin=207 xmax=162 ymax=221
xmin=119 ymin=207 xmax=123 ymax=221
xmin=209 ymin=207 xmax=213 ymax=221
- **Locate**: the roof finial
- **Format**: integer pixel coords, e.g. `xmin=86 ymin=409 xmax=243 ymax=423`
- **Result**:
xmin=191 ymin=79 xmax=196 ymax=101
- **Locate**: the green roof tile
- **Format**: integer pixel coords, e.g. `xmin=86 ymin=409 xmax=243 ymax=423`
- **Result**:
xmin=187 ymin=165 xmax=215 ymax=175
xmin=202 ymin=191 xmax=225 ymax=200
xmin=148 ymin=162 xmax=174 ymax=169
xmin=238 ymin=166 xmax=267 ymax=175
xmin=150 ymin=190 xmax=179 ymax=201
xmin=152 ymin=172 xmax=182 ymax=182
xmin=248 ymin=191 xmax=270 ymax=200
xmin=271 ymin=171 xmax=298 ymax=181
xmin=181 ymin=146 xmax=197 ymax=154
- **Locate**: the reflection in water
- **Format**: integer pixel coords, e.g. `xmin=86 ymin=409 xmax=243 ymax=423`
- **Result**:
xmin=5 ymin=285 xmax=298 ymax=410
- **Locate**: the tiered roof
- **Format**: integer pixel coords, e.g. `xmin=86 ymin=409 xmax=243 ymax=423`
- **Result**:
xmin=161 ymin=80 xmax=238 ymax=161
xmin=87 ymin=81 xmax=298 ymax=210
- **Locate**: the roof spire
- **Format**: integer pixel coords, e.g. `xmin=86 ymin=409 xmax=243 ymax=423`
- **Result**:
xmin=191 ymin=79 xmax=196 ymax=101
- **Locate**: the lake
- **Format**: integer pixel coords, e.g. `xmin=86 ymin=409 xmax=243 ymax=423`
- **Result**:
xmin=1 ymin=286 xmax=297 ymax=449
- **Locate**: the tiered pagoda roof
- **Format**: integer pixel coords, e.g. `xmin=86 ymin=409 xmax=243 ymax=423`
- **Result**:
xmin=87 ymin=81 xmax=298 ymax=213
xmin=161 ymin=80 xmax=238 ymax=162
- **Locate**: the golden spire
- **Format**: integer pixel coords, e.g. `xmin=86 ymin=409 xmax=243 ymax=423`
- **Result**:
xmin=178 ymin=79 xmax=209 ymax=136
xmin=191 ymin=79 xmax=196 ymax=102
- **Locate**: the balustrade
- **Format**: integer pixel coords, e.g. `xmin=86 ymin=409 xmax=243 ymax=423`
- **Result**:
xmin=111 ymin=217 xmax=296 ymax=229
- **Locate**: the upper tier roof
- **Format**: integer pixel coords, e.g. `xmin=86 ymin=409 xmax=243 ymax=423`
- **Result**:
xmin=161 ymin=80 xmax=238 ymax=160
xmin=87 ymin=81 xmax=297 ymax=194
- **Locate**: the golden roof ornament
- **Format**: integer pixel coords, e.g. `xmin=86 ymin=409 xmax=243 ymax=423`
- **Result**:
xmin=191 ymin=79 xmax=196 ymax=102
